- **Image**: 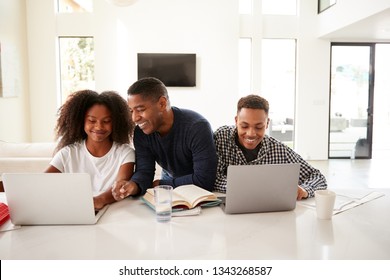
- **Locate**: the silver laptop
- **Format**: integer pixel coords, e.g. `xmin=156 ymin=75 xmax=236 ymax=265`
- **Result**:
xmin=2 ymin=173 xmax=108 ymax=225
xmin=221 ymin=163 xmax=300 ymax=214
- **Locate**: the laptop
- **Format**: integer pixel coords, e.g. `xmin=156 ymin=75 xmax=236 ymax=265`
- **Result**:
xmin=221 ymin=163 xmax=300 ymax=214
xmin=2 ymin=173 xmax=108 ymax=225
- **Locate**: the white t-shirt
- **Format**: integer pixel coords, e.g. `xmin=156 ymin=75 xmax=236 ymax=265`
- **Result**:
xmin=50 ymin=141 xmax=135 ymax=194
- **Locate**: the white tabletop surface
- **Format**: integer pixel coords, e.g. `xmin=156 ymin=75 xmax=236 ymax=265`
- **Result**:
xmin=0 ymin=189 xmax=389 ymax=260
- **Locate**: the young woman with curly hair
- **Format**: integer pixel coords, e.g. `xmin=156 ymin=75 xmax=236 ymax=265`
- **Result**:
xmin=45 ymin=90 xmax=135 ymax=210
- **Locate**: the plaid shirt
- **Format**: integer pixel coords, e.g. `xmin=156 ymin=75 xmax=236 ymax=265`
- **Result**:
xmin=213 ymin=125 xmax=327 ymax=198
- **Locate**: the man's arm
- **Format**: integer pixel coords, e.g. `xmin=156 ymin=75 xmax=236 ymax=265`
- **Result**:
xmin=298 ymin=168 xmax=327 ymax=198
xmin=286 ymin=150 xmax=327 ymax=198
xmin=213 ymin=162 xmax=228 ymax=193
xmin=127 ymin=127 xmax=156 ymax=195
xmin=212 ymin=129 xmax=229 ymax=193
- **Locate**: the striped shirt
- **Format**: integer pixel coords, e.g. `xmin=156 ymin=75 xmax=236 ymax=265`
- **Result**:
xmin=213 ymin=125 xmax=327 ymax=197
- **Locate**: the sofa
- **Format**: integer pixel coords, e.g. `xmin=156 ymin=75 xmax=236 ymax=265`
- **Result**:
xmin=0 ymin=141 xmax=57 ymax=179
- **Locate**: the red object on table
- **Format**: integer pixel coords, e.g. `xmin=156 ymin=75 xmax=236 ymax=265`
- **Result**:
xmin=0 ymin=202 xmax=10 ymax=225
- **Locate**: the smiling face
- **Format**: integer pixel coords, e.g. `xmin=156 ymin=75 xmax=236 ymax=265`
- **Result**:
xmin=84 ymin=104 xmax=112 ymax=143
xmin=235 ymin=108 xmax=269 ymax=150
xmin=127 ymin=94 xmax=165 ymax=135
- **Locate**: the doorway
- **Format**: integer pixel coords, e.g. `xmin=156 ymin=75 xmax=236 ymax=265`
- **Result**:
xmin=329 ymin=43 xmax=390 ymax=159
xmin=329 ymin=43 xmax=374 ymax=159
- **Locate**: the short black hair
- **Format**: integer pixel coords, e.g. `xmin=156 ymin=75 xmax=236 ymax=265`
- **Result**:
xmin=127 ymin=77 xmax=169 ymax=103
xmin=237 ymin=94 xmax=269 ymax=115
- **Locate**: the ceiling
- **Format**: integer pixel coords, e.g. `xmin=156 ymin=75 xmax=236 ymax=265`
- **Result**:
xmin=320 ymin=8 xmax=390 ymax=42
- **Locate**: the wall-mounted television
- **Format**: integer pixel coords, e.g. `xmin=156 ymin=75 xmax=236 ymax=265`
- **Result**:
xmin=137 ymin=53 xmax=196 ymax=87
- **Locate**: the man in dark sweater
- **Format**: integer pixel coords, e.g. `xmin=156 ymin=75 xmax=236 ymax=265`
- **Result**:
xmin=112 ymin=77 xmax=217 ymax=199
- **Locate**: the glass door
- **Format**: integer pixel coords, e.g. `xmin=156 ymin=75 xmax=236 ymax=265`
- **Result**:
xmin=329 ymin=43 xmax=374 ymax=159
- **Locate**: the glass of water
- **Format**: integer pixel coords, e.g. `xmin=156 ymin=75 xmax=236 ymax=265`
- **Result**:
xmin=154 ymin=185 xmax=173 ymax=222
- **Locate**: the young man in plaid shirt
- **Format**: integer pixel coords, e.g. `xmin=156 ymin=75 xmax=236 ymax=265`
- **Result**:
xmin=213 ymin=94 xmax=327 ymax=199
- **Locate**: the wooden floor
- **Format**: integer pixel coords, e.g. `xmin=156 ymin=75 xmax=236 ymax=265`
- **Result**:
xmin=308 ymin=158 xmax=389 ymax=190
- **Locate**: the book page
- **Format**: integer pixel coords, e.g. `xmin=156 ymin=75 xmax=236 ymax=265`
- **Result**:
xmin=174 ymin=185 xmax=217 ymax=208
xmin=171 ymin=192 xmax=191 ymax=208
xmin=140 ymin=194 xmax=201 ymax=215
xmin=144 ymin=185 xmax=218 ymax=209
xmin=145 ymin=188 xmax=191 ymax=208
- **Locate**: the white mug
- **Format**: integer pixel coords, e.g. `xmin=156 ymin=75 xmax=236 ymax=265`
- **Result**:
xmin=314 ymin=190 xmax=336 ymax=220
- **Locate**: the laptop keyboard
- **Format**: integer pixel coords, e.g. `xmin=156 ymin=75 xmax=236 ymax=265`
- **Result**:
xmin=0 ymin=203 xmax=10 ymax=226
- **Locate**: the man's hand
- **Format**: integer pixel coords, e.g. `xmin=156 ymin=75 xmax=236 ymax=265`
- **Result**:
xmin=297 ymin=186 xmax=308 ymax=200
xmin=111 ymin=180 xmax=139 ymax=200
xmin=152 ymin=180 xmax=160 ymax=187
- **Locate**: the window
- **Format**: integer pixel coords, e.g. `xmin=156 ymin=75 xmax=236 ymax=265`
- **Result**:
xmin=318 ymin=0 xmax=337 ymax=13
xmin=239 ymin=0 xmax=252 ymax=15
xmin=57 ymin=0 xmax=93 ymax=13
xmin=58 ymin=37 xmax=95 ymax=105
xmin=261 ymin=39 xmax=296 ymax=147
xmin=262 ymin=0 xmax=297 ymax=15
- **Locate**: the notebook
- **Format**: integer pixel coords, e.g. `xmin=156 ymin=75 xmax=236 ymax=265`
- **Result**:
xmin=221 ymin=163 xmax=300 ymax=214
xmin=2 ymin=173 xmax=108 ymax=225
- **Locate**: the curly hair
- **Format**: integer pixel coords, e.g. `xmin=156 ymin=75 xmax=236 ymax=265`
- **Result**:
xmin=237 ymin=94 xmax=269 ymax=115
xmin=54 ymin=89 xmax=134 ymax=152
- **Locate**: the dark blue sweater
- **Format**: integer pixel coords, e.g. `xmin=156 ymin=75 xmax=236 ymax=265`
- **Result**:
xmin=131 ymin=107 xmax=217 ymax=194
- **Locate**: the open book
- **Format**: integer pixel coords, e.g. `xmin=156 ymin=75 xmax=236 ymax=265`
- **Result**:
xmin=141 ymin=184 xmax=221 ymax=211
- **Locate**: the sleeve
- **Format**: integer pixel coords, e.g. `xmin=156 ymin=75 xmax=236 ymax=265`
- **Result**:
xmin=130 ymin=128 xmax=157 ymax=195
xmin=285 ymin=148 xmax=327 ymax=198
xmin=159 ymin=121 xmax=217 ymax=191
xmin=49 ymin=148 xmax=66 ymax=172
xmin=213 ymin=128 xmax=228 ymax=193
xmin=119 ymin=144 xmax=135 ymax=164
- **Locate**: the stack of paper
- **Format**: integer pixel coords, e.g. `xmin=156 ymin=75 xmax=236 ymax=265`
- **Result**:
xmin=299 ymin=191 xmax=385 ymax=215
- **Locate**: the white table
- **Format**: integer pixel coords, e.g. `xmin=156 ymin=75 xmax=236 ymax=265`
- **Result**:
xmin=0 ymin=189 xmax=389 ymax=260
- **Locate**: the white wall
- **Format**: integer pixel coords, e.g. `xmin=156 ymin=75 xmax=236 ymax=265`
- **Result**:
xmin=295 ymin=0 xmax=330 ymax=160
xmin=0 ymin=0 xmax=30 ymax=141
xmin=26 ymin=0 xmax=58 ymax=142
xmin=93 ymin=0 xmax=240 ymax=129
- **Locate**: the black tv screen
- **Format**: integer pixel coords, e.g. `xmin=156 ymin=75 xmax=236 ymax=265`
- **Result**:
xmin=137 ymin=53 xmax=196 ymax=87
